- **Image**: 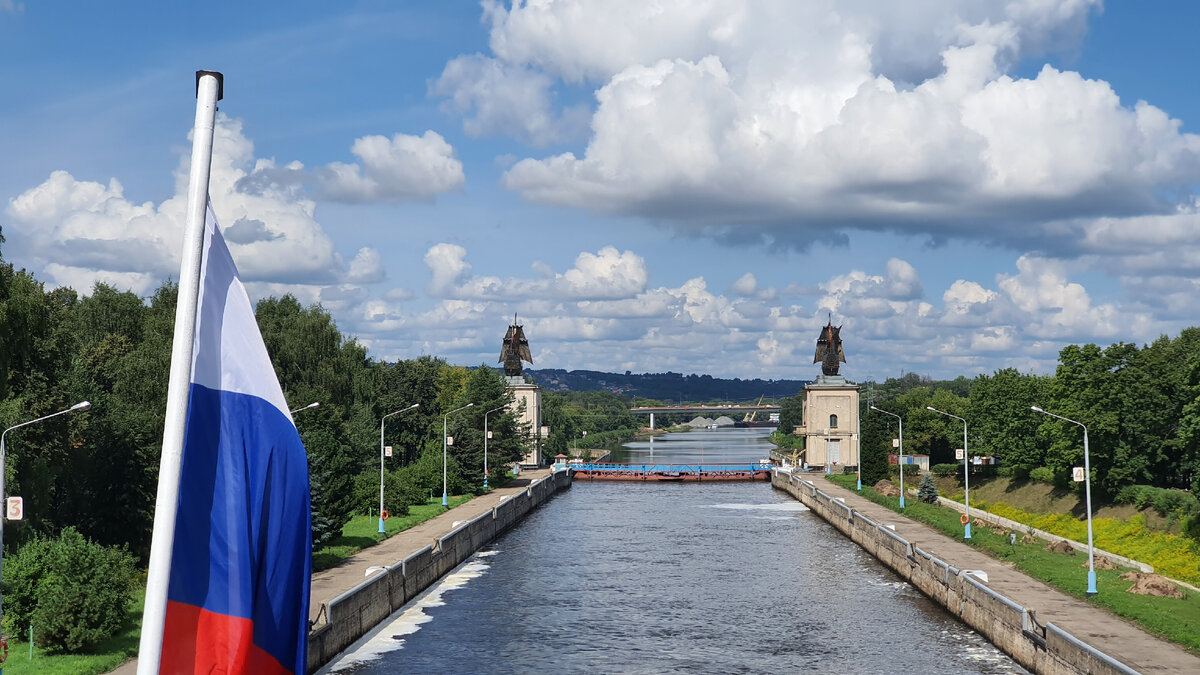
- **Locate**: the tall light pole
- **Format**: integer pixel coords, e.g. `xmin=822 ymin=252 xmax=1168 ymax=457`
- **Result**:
xmin=1 ymin=400 xmax=91 ymax=624
xmin=927 ymin=406 xmax=970 ymax=539
xmin=379 ymin=403 xmax=419 ymax=534
xmin=1032 ymin=405 xmax=1097 ymax=596
xmin=483 ymin=405 xmax=506 ymax=490
xmin=290 ymin=401 xmax=319 ymax=415
xmin=443 ymin=403 xmax=474 ymax=507
xmin=870 ymin=405 xmax=904 ymax=508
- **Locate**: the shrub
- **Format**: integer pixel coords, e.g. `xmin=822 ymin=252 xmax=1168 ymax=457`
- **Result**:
xmin=888 ymin=464 xmax=922 ymax=480
xmin=1115 ymin=485 xmax=1199 ymax=521
xmin=917 ymin=474 xmax=939 ymax=504
xmin=4 ymin=527 xmax=136 ymax=652
xmin=931 ymin=463 xmax=958 ymax=477
xmin=1029 ymin=467 xmax=1055 ymax=484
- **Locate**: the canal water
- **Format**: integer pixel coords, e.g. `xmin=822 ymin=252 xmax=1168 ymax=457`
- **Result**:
xmin=323 ymin=428 xmax=1025 ymax=674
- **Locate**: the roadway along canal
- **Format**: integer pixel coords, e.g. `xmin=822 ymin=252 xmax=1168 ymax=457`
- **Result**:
xmin=323 ymin=428 xmax=1025 ymax=674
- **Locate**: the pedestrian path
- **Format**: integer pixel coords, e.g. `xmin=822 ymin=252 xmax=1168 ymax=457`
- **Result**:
xmin=813 ymin=477 xmax=1200 ymax=674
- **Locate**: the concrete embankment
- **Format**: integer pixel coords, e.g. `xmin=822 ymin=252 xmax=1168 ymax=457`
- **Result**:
xmin=773 ymin=470 xmax=1200 ymax=675
xmin=306 ymin=468 xmax=571 ymax=673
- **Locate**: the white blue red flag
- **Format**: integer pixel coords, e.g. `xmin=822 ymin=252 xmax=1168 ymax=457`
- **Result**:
xmin=160 ymin=203 xmax=311 ymax=674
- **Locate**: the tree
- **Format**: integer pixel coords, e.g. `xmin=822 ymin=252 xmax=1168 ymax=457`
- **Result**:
xmin=4 ymin=527 xmax=136 ymax=652
xmin=967 ymin=368 xmax=1047 ymax=470
xmin=917 ymin=473 xmax=939 ymax=503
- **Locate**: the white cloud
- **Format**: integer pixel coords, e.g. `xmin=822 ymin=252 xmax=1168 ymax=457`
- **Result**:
xmin=423 ymin=244 xmax=647 ymax=300
xmin=4 ymin=115 xmax=375 ymax=296
xmin=318 ymin=131 xmax=465 ymax=203
xmin=346 ymin=247 xmax=385 ymax=283
xmin=434 ymin=0 xmax=1200 ymax=255
xmin=432 ymin=54 xmax=590 ymax=146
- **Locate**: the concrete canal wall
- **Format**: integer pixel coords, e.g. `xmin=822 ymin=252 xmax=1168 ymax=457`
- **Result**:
xmin=306 ymin=469 xmax=572 ymax=673
xmin=772 ymin=471 xmax=1137 ymax=675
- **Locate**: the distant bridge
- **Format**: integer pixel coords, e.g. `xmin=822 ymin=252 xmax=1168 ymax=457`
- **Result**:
xmin=629 ymin=404 xmax=781 ymax=415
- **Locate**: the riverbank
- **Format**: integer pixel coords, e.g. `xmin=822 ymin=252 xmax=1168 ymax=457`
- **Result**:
xmin=774 ymin=470 xmax=1200 ymax=674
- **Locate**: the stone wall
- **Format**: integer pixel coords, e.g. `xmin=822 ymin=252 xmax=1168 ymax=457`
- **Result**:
xmin=772 ymin=471 xmax=1138 ymax=675
xmin=307 ymin=469 xmax=572 ymax=673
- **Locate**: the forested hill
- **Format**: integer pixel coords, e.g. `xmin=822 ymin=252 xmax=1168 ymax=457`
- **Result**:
xmin=523 ymin=368 xmax=810 ymax=402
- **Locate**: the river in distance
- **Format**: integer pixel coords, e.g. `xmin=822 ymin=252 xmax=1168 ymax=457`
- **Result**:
xmin=322 ymin=427 xmax=1026 ymax=674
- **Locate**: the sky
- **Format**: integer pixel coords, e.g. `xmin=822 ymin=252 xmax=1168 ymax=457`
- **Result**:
xmin=3 ymin=1 xmax=1200 ymax=383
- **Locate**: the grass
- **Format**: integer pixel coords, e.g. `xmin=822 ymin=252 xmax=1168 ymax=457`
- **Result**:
xmin=826 ymin=474 xmax=1200 ymax=653
xmin=0 ymin=588 xmax=144 ymax=675
xmin=313 ymin=495 xmax=476 ymax=572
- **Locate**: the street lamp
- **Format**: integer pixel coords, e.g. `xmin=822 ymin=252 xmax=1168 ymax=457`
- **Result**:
xmin=290 ymin=401 xmax=319 ymax=415
xmin=483 ymin=405 xmax=506 ymax=490
xmin=1 ymin=400 xmax=91 ymax=625
xmin=379 ymin=403 xmax=419 ymax=534
xmin=927 ymin=406 xmax=970 ymax=539
xmin=870 ymin=405 xmax=904 ymax=508
xmin=443 ymin=403 xmax=474 ymax=507
xmin=1032 ymin=405 xmax=1097 ymax=596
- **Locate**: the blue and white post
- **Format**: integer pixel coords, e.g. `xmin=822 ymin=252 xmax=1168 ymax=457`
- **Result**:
xmin=1032 ymin=406 xmax=1097 ymax=596
xmin=870 ymin=406 xmax=904 ymax=508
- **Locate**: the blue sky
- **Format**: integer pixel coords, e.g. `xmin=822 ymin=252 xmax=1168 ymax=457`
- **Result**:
xmin=3 ymin=1 xmax=1200 ymax=382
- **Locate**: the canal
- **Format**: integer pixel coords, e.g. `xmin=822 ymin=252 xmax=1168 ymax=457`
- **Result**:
xmin=323 ymin=428 xmax=1025 ymax=674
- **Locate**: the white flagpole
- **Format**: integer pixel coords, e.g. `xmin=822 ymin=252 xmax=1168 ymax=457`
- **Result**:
xmin=137 ymin=70 xmax=223 ymax=674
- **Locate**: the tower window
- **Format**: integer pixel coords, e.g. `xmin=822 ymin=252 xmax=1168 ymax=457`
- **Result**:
xmin=829 ymin=414 xmax=838 ymax=429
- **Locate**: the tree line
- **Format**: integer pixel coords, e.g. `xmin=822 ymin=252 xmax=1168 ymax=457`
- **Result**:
xmin=0 ymin=250 xmax=628 ymax=564
xmin=776 ymin=330 xmax=1200 ymax=506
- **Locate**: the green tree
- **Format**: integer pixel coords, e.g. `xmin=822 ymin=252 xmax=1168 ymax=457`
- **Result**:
xmin=967 ymin=368 xmax=1047 ymax=470
xmin=4 ymin=527 xmax=136 ymax=652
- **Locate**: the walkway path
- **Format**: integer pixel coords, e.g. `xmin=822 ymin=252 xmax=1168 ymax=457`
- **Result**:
xmin=108 ymin=468 xmax=553 ymax=674
xmin=811 ymin=476 xmax=1200 ymax=674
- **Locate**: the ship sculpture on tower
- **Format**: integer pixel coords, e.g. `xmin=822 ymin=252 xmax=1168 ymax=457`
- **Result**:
xmin=813 ymin=317 xmax=846 ymax=377
xmin=499 ymin=315 xmax=533 ymax=377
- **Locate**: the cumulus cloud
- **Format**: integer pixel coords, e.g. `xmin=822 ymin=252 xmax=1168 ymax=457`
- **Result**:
xmin=346 ymin=247 xmax=385 ymax=284
xmin=317 ymin=131 xmax=465 ymax=203
xmin=4 ymin=115 xmax=377 ymax=295
xmin=432 ymin=54 xmax=591 ymax=146
xmin=423 ymin=244 xmax=647 ymax=300
xmin=433 ymin=0 xmax=1200 ymax=255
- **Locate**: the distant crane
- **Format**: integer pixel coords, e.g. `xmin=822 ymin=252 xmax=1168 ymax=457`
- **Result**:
xmin=743 ymin=395 xmax=766 ymax=423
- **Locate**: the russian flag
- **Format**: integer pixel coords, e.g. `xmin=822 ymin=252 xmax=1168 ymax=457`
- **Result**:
xmin=160 ymin=203 xmax=311 ymax=674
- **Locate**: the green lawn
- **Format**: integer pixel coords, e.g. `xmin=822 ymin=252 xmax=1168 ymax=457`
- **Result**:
xmin=825 ymin=474 xmax=1200 ymax=653
xmin=313 ymin=495 xmax=474 ymax=572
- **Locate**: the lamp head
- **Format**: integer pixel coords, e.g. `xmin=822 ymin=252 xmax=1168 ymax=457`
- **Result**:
xmin=925 ymin=406 xmax=935 ymax=411
xmin=409 ymin=403 xmax=420 ymax=410
xmin=466 ymin=403 xmax=474 ymax=408
xmin=71 ymin=401 xmax=92 ymax=412
xmin=1030 ymin=406 xmax=1044 ymax=413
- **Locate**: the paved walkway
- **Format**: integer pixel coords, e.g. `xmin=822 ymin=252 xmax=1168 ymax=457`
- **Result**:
xmin=810 ymin=477 xmax=1200 ymax=674
xmin=108 ymin=468 xmax=554 ymax=674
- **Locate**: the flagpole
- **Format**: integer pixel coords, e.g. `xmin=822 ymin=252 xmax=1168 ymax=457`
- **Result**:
xmin=138 ymin=70 xmax=223 ymax=674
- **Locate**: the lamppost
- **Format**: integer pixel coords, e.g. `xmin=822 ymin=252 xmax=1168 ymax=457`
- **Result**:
xmin=1 ymin=400 xmax=92 ymax=625
xmin=443 ymin=403 xmax=474 ymax=507
xmin=1032 ymin=405 xmax=1097 ymax=596
xmin=927 ymin=406 xmax=970 ymax=539
xmin=290 ymin=401 xmax=319 ymax=415
xmin=483 ymin=405 xmax=506 ymax=489
xmin=379 ymin=403 xmax=419 ymax=533
xmin=870 ymin=405 xmax=904 ymax=508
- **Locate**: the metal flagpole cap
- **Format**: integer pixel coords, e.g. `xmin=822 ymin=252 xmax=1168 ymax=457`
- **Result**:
xmin=196 ymin=70 xmax=224 ymax=100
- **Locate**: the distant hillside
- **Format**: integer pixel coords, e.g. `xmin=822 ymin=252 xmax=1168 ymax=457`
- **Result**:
xmin=523 ymin=368 xmax=810 ymax=402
